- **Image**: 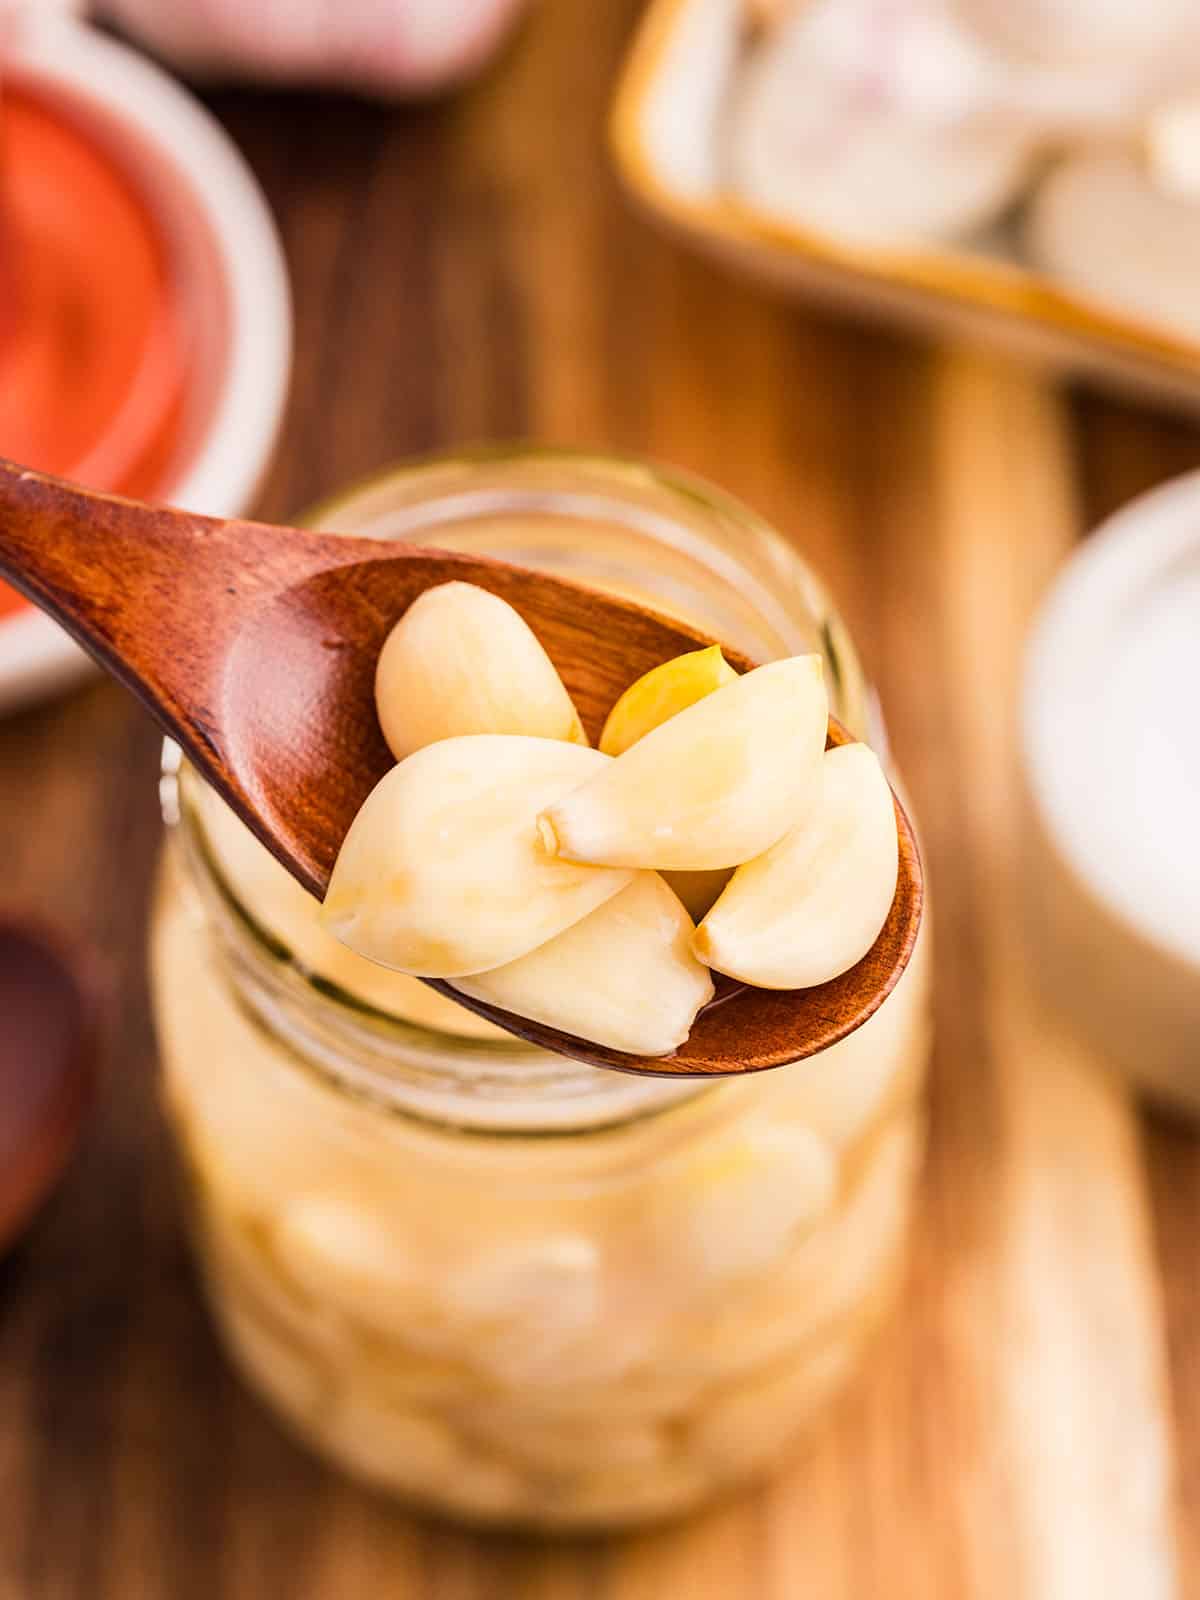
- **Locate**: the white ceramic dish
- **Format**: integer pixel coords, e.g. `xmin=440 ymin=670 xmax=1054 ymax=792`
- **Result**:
xmin=611 ymin=0 xmax=1200 ymax=412
xmin=1022 ymin=473 xmax=1200 ymax=1115
xmin=0 ymin=15 xmax=292 ymax=715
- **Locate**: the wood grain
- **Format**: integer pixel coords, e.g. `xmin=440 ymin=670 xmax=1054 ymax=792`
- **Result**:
xmin=2 ymin=1 xmax=1200 ymax=1594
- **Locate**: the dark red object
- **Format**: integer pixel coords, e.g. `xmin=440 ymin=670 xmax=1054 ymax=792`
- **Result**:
xmin=0 ymin=921 xmax=95 ymax=1254
xmin=0 ymin=82 xmax=191 ymax=620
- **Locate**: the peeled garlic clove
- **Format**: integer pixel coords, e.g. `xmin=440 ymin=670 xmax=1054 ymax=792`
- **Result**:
xmin=374 ymin=581 xmax=585 ymax=760
xmin=1148 ymin=96 xmax=1200 ymax=199
xmin=662 ymin=867 xmax=735 ymax=923
xmin=453 ymin=874 xmax=715 ymax=1055
xmin=539 ymin=656 xmax=827 ymax=872
xmin=273 ymin=1195 xmax=422 ymax=1343
xmin=726 ymin=0 xmax=1034 ymax=243
xmin=599 ymin=645 xmax=737 ymax=758
xmin=1025 ymin=152 xmax=1200 ymax=342
xmin=194 ymin=784 xmax=509 ymax=1038
xmin=960 ymin=0 xmax=1190 ymax=70
xmin=660 ymin=1122 xmax=838 ymax=1285
xmin=694 ymin=742 xmax=898 ymax=989
xmin=443 ymin=1236 xmax=600 ymax=1331
xmin=323 ymin=736 xmax=632 ymax=977
xmin=441 ymin=1236 xmax=602 ymax=1387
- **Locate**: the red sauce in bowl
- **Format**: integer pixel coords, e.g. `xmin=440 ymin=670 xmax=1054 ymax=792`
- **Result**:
xmin=0 ymin=84 xmax=191 ymax=619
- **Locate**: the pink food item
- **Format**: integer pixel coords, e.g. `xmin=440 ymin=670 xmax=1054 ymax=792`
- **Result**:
xmin=92 ymin=0 xmax=529 ymax=96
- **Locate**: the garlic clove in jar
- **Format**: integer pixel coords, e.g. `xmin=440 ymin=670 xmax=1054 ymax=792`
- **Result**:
xmin=694 ymin=742 xmax=898 ymax=989
xmin=661 ymin=1122 xmax=838 ymax=1286
xmin=452 ymin=873 xmax=715 ymax=1056
xmin=323 ymin=736 xmax=633 ymax=977
xmin=272 ymin=1194 xmax=426 ymax=1344
xmin=538 ymin=656 xmax=827 ymax=872
xmin=374 ymin=581 xmax=585 ymax=760
xmin=1024 ymin=151 xmax=1200 ymax=343
xmin=438 ymin=1234 xmax=603 ymax=1387
xmin=599 ymin=644 xmax=737 ymax=757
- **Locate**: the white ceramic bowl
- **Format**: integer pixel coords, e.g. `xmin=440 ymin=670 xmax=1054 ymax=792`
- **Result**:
xmin=0 ymin=15 xmax=292 ymax=714
xmin=1022 ymin=473 xmax=1200 ymax=1113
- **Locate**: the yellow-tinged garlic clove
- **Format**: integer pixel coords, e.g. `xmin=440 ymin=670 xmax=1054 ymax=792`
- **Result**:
xmin=323 ymin=736 xmax=633 ymax=977
xmin=374 ymin=581 xmax=585 ymax=760
xmin=599 ymin=644 xmax=737 ymax=757
xmin=452 ymin=873 xmax=715 ymax=1055
xmin=538 ymin=656 xmax=827 ymax=872
xmin=694 ymin=742 xmax=898 ymax=989
xmin=598 ymin=647 xmax=740 ymax=908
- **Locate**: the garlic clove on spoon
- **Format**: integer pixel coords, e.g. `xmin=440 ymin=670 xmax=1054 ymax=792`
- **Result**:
xmin=599 ymin=644 xmax=737 ymax=758
xmin=374 ymin=580 xmax=585 ymax=761
xmin=538 ymin=656 xmax=828 ymax=873
xmin=452 ymin=873 xmax=715 ymax=1056
xmin=694 ymin=742 xmax=898 ymax=990
xmin=323 ymin=736 xmax=632 ymax=978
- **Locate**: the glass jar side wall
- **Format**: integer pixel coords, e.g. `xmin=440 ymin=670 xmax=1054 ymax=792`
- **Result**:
xmin=151 ymin=451 xmax=932 ymax=1528
xmin=155 ymin=847 xmax=930 ymax=1527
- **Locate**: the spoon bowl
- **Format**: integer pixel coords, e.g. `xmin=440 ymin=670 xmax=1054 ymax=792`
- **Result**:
xmin=0 ymin=457 xmax=923 ymax=1076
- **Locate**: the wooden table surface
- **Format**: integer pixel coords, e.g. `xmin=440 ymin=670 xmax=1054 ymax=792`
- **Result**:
xmin=4 ymin=5 xmax=1200 ymax=1596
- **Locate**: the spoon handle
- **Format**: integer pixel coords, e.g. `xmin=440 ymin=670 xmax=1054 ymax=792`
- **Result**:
xmin=0 ymin=458 xmax=259 ymax=723
xmin=0 ymin=458 xmax=392 ymax=764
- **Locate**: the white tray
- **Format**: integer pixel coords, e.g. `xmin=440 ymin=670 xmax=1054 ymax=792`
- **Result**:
xmin=611 ymin=0 xmax=1200 ymax=413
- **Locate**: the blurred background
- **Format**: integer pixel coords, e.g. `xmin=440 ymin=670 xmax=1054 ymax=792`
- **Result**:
xmin=1 ymin=1 xmax=1199 ymax=1595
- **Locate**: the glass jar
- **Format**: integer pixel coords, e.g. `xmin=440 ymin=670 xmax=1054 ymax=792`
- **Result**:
xmin=150 ymin=450 xmax=932 ymax=1531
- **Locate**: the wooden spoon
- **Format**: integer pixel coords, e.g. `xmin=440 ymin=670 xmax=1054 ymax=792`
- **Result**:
xmin=0 ymin=458 xmax=923 ymax=1077
xmin=0 ymin=921 xmax=95 ymax=1255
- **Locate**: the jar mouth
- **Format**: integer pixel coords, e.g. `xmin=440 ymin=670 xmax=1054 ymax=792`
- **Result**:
xmin=160 ymin=446 xmax=875 ymax=1129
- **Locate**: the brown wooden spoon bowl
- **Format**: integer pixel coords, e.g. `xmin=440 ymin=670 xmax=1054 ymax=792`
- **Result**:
xmin=0 ymin=457 xmax=923 ymax=1076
